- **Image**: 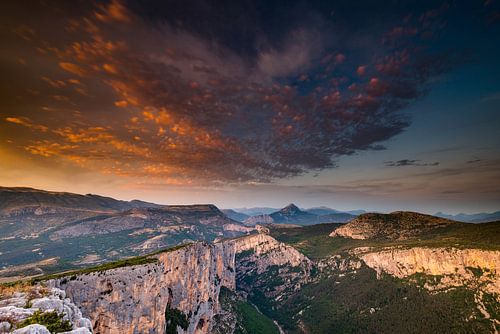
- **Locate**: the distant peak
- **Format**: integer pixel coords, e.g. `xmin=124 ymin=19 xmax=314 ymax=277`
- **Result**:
xmin=281 ymin=203 xmax=300 ymax=213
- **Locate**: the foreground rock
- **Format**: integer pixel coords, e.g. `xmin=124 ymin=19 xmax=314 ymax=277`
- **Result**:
xmin=0 ymin=287 xmax=92 ymax=333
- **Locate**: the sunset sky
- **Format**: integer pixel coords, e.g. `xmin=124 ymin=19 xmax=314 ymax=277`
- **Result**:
xmin=1 ymin=0 xmax=499 ymax=213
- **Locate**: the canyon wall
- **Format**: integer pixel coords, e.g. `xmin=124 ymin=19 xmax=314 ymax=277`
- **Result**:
xmin=360 ymin=247 xmax=500 ymax=294
xmin=48 ymin=233 xmax=305 ymax=334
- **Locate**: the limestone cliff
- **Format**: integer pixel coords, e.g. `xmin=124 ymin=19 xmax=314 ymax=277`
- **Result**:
xmin=359 ymin=247 xmax=500 ymax=331
xmin=47 ymin=233 xmax=306 ymax=334
xmin=359 ymin=247 xmax=500 ymax=294
xmin=49 ymin=242 xmax=234 ymax=334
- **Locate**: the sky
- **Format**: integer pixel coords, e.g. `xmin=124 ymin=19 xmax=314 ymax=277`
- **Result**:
xmin=1 ymin=0 xmax=499 ymax=214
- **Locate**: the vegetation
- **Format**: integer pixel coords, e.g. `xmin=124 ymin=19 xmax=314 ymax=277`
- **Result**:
xmin=16 ymin=310 xmax=72 ymax=333
xmin=217 ymin=287 xmax=280 ymax=334
xmin=32 ymin=243 xmax=191 ymax=283
xmin=0 ymin=280 xmax=47 ymax=298
xmin=234 ymin=301 xmax=280 ymax=334
xmin=269 ymin=221 xmax=500 ymax=259
xmin=242 ymin=265 xmax=493 ymax=334
xmin=164 ymin=304 xmax=189 ymax=334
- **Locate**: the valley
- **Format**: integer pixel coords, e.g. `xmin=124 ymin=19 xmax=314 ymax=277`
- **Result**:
xmin=0 ymin=188 xmax=499 ymax=333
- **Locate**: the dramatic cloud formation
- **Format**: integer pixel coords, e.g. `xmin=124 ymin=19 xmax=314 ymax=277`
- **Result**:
xmin=1 ymin=0 xmax=499 ymax=214
xmin=0 ymin=0 xmax=464 ymax=185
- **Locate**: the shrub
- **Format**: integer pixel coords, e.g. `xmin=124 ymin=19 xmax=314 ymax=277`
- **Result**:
xmin=164 ymin=304 xmax=189 ymax=334
xmin=16 ymin=310 xmax=72 ymax=333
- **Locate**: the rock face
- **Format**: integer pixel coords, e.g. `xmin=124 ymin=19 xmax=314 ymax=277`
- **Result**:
xmin=0 ymin=287 xmax=92 ymax=333
xmin=360 ymin=247 xmax=500 ymax=294
xmin=330 ymin=211 xmax=456 ymax=240
xmin=358 ymin=246 xmax=500 ymax=331
xmin=233 ymin=234 xmax=313 ymax=305
xmin=49 ymin=242 xmax=234 ymax=334
xmin=48 ymin=233 xmax=305 ymax=334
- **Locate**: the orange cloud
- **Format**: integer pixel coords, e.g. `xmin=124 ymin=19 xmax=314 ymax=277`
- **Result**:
xmin=103 ymin=63 xmax=119 ymax=74
xmin=95 ymin=0 xmax=132 ymax=23
xmin=59 ymin=62 xmax=87 ymax=77
xmin=114 ymin=100 xmax=129 ymax=107
xmin=5 ymin=117 xmax=48 ymax=132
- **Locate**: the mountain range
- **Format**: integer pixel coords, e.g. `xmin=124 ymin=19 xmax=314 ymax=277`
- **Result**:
xmin=242 ymin=204 xmax=357 ymax=226
xmin=435 ymin=211 xmax=500 ymax=223
xmin=1 ymin=206 xmax=499 ymax=333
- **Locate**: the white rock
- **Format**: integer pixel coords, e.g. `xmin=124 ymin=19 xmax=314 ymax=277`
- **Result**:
xmin=0 ymin=305 xmax=34 ymax=323
xmin=75 ymin=317 xmax=92 ymax=331
xmin=12 ymin=324 xmax=50 ymax=334
xmin=30 ymin=297 xmax=63 ymax=313
xmin=61 ymin=328 xmax=92 ymax=334
xmin=0 ymin=321 xmax=11 ymax=332
xmin=51 ymin=288 xmax=66 ymax=300
xmin=0 ymin=295 xmax=27 ymax=308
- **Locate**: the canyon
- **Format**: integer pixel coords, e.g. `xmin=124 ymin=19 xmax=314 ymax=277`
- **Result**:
xmin=40 ymin=233 xmax=308 ymax=334
xmin=2 ymin=229 xmax=499 ymax=333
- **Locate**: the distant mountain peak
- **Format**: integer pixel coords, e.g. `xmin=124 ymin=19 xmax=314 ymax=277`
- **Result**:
xmin=281 ymin=203 xmax=301 ymax=214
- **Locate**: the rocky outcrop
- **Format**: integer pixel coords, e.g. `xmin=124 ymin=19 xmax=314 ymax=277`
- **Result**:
xmin=0 ymin=287 xmax=92 ymax=333
xmin=359 ymin=247 xmax=500 ymax=294
xmin=330 ymin=211 xmax=456 ymax=240
xmin=226 ymin=233 xmax=311 ymax=274
xmin=46 ymin=233 xmax=307 ymax=334
xmin=231 ymin=234 xmax=312 ymax=305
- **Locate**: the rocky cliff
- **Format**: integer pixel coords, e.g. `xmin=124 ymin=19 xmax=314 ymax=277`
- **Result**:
xmin=358 ymin=247 xmax=500 ymax=331
xmin=359 ymin=247 xmax=500 ymax=294
xmin=46 ymin=233 xmax=306 ymax=334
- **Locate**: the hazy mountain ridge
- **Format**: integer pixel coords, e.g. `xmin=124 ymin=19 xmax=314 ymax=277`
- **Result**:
xmin=242 ymin=203 xmax=357 ymax=226
xmin=0 ymin=186 xmax=161 ymax=214
xmin=435 ymin=211 xmax=500 ymax=223
xmin=221 ymin=209 xmax=250 ymax=222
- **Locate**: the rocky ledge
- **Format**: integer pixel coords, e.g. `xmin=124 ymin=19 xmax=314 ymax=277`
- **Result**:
xmin=0 ymin=287 xmax=92 ymax=333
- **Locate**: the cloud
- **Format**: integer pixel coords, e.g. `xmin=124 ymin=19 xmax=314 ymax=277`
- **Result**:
xmin=1 ymin=1 xmax=463 ymax=185
xmin=59 ymin=62 xmax=87 ymax=77
xmin=5 ymin=117 xmax=48 ymax=132
xmin=384 ymin=159 xmax=439 ymax=167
